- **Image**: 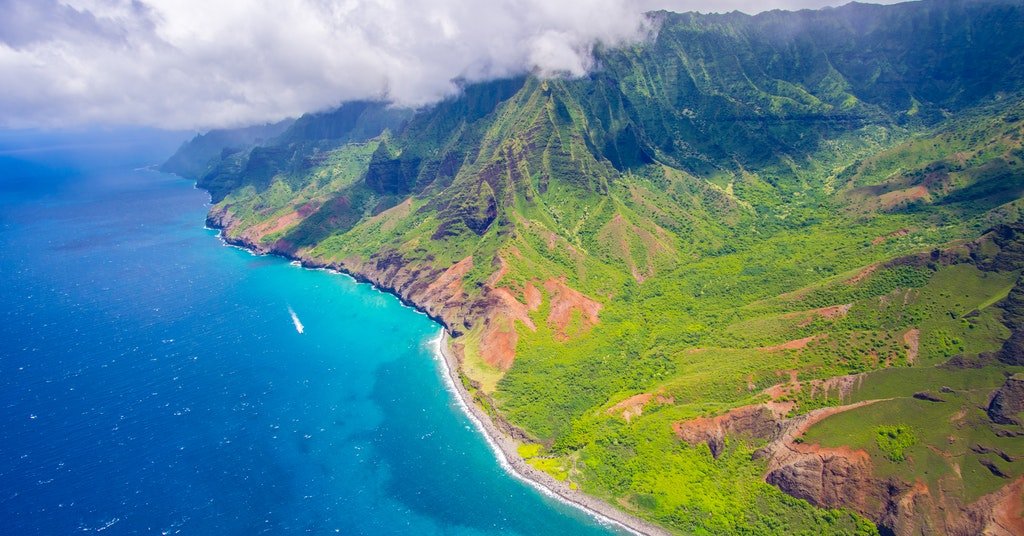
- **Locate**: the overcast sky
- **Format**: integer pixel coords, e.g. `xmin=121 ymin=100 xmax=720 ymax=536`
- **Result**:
xmin=0 ymin=0 xmax=904 ymax=130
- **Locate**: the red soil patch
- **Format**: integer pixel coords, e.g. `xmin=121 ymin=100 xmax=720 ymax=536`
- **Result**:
xmin=807 ymin=374 xmax=862 ymax=400
xmin=425 ymin=256 xmax=473 ymax=299
xmin=878 ymin=185 xmax=931 ymax=211
xmin=846 ymin=264 xmax=878 ymax=285
xmin=489 ymin=287 xmax=536 ymax=331
xmin=797 ymin=303 xmax=852 ymax=327
xmin=989 ymin=477 xmax=1024 ymax=535
xmin=543 ymin=278 xmax=602 ymax=340
xmin=903 ymin=328 xmax=920 ymax=364
xmin=778 ymin=441 xmax=873 ymax=469
xmin=523 ymin=282 xmax=542 ymax=311
xmin=482 ymin=258 xmax=537 ymax=328
xmin=899 ymin=480 xmax=932 ymax=513
xmin=760 ymin=400 xmax=890 ymax=518
xmin=244 ymin=210 xmax=300 ymax=242
xmin=760 ymin=335 xmax=818 ymax=352
xmin=477 ymin=257 xmax=544 ymax=370
xmin=608 ymin=393 xmax=654 ymax=423
xmin=479 ymin=319 xmax=519 ymax=370
xmin=485 ymin=256 xmax=509 ymax=288
xmin=762 ymin=371 xmax=863 ymax=403
xmin=817 ymin=303 xmax=852 ymax=320
xmin=479 ymin=287 xmax=541 ymax=371
xmin=607 ymin=392 xmax=675 ymax=422
xmin=872 ymin=228 xmax=910 ymax=246
xmin=762 ymin=370 xmax=802 ymax=400
xmin=674 ymin=402 xmax=795 ymax=438
xmin=673 ymin=402 xmax=794 ymax=455
xmin=764 ymin=383 xmax=791 ymax=400
xmin=413 ymin=255 xmax=515 ymax=368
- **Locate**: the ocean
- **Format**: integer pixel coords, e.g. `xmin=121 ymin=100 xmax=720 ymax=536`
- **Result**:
xmin=0 ymin=130 xmax=619 ymax=535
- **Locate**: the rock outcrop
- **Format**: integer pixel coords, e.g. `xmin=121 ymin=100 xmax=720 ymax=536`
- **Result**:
xmin=765 ymin=443 xmax=893 ymax=521
xmin=996 ymin=271 xmax=1024 ymax=366
xmin=752 ymin=399 xmax=1024 ymax=535
xmin=673 ymin=402 xmax=791 ymax=458
xmin=988 ymin=374 xmax=1024 ymax=426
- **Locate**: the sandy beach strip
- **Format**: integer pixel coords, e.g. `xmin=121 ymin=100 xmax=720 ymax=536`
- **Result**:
xmin=431 ymin=330 xmax=671 ymax=536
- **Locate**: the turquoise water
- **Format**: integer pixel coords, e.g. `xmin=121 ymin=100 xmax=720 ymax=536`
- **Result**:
xmin=0 ymin=131 xmax=618 ymax=535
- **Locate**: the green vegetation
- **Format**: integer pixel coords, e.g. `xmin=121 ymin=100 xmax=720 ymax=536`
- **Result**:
xmin=874 ymin=425 xmax=917 ymax=462
xmin=165 ymin=2 xmax=1024 ymax=533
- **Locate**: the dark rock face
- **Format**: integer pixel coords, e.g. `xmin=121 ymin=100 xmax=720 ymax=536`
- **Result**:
xmin=971 ymin=443 xmax=1018 ymax=463
xmin=988 ymin=374 xmax=1024 ymax=426
xmin=977 ymin=224 xmax=1024 ymax=272
xmin=980 ymin=235 xmax=1024 ymax=365
xmin=673 ymin=404 xmax=788 ymax=458
xmin=765 ymin=449 xmax=881 ymax=509
xmin=365 ymin=147 xmax=421 ymax=195
xmin=912 ymin=391 xmax=945 ymax=402
xmin=763 ymin=438 xmax=1020 ymax=536
xmin=996 ymin=271 xmax=1024 ymax=365
xmin=998 ymin=331 xmax=1024 ymax=366
xmin=433 ymin=178 xmax=500 ymax=239
xmin=980 ymin=458 xmax=1011 ymax=479
xmin=751 ymin=397 xmax=1024 ymax=536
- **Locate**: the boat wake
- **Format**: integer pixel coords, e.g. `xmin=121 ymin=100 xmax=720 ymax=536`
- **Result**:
xmin=288 ymin=306 xmax=304 ymax=334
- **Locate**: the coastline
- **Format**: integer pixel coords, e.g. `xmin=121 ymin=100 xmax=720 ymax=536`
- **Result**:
xmin=205 ymin=217 xmax=670 ymax=536
xmin=430 ymin=330 xmax=671 ymax=536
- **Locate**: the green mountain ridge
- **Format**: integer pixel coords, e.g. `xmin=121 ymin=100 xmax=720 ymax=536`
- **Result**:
xmin=167 ymin=1 xmax=1024 ymax=534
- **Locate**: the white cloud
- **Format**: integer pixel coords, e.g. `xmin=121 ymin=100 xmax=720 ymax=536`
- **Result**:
xmin=0 ymin=0 xmax=902 ymax=130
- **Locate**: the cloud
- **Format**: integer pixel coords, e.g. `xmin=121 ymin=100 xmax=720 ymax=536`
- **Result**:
xmin=0 ymin=0 xmax=901 ymax=130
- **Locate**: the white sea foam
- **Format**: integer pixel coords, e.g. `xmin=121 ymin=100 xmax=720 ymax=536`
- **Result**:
xmin=288 ymin=307 xmax=304 ymax=334
xmin=92 ymin=517 xmax=121 ymax=532
xmin=427 ymin=331 xmax=640 ymax=535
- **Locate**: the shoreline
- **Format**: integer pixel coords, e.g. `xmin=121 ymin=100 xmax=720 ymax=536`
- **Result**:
xmin=204 ymin=218 xmax=669 ymax=536
xmin=430 ymin=331 xmax=671 ymax=536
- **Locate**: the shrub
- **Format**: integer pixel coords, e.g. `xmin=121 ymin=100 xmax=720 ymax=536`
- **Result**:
xmin=875 ymin=425 xmax=917 ymax=462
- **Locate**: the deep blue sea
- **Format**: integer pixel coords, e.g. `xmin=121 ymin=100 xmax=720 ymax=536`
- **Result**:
xmin=0 ymin=130 xmax=618 ymax=535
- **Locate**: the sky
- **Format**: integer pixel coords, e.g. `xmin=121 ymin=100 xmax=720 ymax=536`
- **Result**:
xmin=0 ymin=0 xmax=905 ymax=131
